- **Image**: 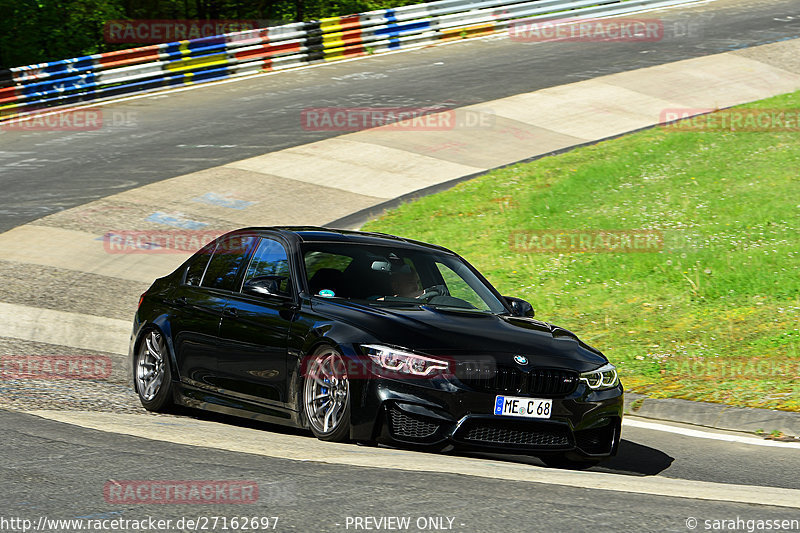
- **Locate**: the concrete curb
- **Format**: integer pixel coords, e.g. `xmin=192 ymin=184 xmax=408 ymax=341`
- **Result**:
xmin=327 ymin=124 xmax=661 ymax=230
xmin=624 ymin=393 xmax=800 ymax=438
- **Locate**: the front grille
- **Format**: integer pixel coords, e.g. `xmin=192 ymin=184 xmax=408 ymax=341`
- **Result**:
xmin=528 ymin=368 xmax=579 ymax=397
xmin=456 ymin=361 xmax=578 ymax=397
xmin=388 ymin=406 xmax=440 ymax=439
xmin=458 ymin=420 xmax=571 ymax=448
xmin=457 ymin=362 xmax=523 ymax=393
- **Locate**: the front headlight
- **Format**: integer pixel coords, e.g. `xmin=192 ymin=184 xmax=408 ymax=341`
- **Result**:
xmin=580 ymin=363 xmax=619 ymax=390
xmin=362 ymin=344 xmax=449 ymax=377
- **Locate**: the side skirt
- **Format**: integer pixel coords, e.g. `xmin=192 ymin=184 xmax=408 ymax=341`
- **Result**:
xmin=174 ymin=382 xmax=306 ymax=430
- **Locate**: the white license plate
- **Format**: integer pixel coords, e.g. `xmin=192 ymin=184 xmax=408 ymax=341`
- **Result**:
xmin=494 ymin=395 xmax=552 ymax=419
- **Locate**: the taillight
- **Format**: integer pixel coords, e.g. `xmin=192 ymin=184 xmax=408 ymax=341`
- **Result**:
xmin=138 ymin=293 xmax=146 ymax=309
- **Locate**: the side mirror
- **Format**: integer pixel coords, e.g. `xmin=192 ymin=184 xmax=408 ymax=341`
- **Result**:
xmin=504 ymin=296 xmax=535 ymax=318
xmin=243 ymin=275 xmax=291 ymax=299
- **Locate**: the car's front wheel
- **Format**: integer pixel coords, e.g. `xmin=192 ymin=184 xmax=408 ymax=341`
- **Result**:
xmin=135 ymin=329 xmax=175 ymax=412
xmin=303 ymin=346 xmax=351 ymax=442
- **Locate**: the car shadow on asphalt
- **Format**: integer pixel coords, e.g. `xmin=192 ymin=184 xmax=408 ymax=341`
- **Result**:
xmin=171 ymin=408 xmax=674 ymax=476
xmin=461 ymin=439 xmax=674 ymax=477
xmin=596 ymin=439 xmax=675 ymax=475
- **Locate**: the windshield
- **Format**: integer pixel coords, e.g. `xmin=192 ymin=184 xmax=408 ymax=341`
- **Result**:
xmin=301 ymin=242 xmax=508 ymax=314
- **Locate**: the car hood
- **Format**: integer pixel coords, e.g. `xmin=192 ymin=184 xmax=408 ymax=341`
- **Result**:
xmin=311 ymin=299 xmax=608 ymax=372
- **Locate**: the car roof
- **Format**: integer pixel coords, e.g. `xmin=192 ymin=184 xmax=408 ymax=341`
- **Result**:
xmin=233 ymin=226 xmax=455 ymax=254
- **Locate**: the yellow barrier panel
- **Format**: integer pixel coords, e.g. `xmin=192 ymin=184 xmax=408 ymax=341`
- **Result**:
xmin=165 ymin=54 xmax=229 ymax=73
xmin=441 ymin=22 xmax=495 ymax=41
xmin=322 ymin=16 xmax=346 ymax=60
xmin=178 ymin=41 xmax=193 ymax=56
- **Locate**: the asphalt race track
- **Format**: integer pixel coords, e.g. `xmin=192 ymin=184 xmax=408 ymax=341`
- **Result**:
xmin=1 ymin=0 xmax=800 ymax=531
xmin=0 ymin=0 xmax=799 ymax=232
xmin=3 ymin=409 xmax=800 ymax=531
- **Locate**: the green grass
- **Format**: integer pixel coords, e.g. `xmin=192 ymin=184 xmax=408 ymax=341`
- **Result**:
xmin=363 ymin=91 xmax=800 ymax=411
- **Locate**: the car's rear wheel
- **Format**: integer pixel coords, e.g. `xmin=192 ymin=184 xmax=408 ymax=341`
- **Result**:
xmin=135 ymin=329 xmax=174 ymax=412
xmin=303 ymin=346 xmax=351 ymax=442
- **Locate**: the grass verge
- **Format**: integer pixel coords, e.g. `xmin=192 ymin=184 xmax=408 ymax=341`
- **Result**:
xmin=363 ymin=91 xmax=800 ymax=411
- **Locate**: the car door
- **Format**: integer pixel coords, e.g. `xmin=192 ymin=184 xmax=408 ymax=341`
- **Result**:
xmin=169 ymin=233 xmax=256 ymax=389
xmin=216 ymin=236 xmax=296 ymax=409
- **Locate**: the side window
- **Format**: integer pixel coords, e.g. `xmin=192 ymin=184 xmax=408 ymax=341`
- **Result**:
xmin=243 ymin=238 xmax=292 ymax=295
xmin=304 ymin=251 xmax=353 ymax=296
xmin=304 ymin=251 xmax=353 ymax=281
xmin=184 ymin=242 xmax=215 ymax=286
xmin=201 ymin=234 xmax=256 ymax=291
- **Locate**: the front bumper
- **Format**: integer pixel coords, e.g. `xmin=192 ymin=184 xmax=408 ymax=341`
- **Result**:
xmin=350 ymin=373 xmax=623 ymax=457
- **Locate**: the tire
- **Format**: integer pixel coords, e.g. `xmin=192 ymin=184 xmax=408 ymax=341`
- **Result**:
xmin=303 ymin=346 xmax=352 ymax=442
xmin=540 ymin=451 xmax=602 ymax=470
xmin=134 ymin=329 xmax=175 ymax=412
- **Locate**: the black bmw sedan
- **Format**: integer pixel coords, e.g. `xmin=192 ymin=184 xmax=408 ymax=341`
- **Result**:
xmin=130 ymin=226 xmax=623 ymax=465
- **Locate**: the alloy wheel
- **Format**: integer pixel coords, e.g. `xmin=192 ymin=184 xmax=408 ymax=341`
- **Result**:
xmin=136 ymin=330 xmax=167 ymax=401
xmin=304 ymin=348 xmax=351 ymax=439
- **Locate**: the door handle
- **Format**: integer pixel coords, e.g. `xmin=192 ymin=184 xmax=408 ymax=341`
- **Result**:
xmin=223 ymin=307 xmax=238 ymax=318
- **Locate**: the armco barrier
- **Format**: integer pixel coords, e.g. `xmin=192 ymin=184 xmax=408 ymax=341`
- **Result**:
xmin=0 ymin=0 xmax=705 ymax=120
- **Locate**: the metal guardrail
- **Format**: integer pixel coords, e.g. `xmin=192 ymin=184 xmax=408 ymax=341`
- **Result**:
xmin=0 ymin=0 xmax=704 ymax=120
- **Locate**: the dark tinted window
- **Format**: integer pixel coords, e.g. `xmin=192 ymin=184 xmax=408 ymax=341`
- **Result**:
xmin=304 ymin=250 xmax=354 ymax=297
xmin=304 ymin=251 xmax=353 ymax=280
xmin=184 ymin=242 xmax=215 ymax=286
xmin=243 ymin=238 xmax=292 ymax=295
xmin=201 ymin=234 xmax=256 ymax=291
xmin=299 ymin=242 xmax=507 ymax=313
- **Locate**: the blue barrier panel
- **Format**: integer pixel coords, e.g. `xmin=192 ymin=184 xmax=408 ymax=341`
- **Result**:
xmin=21 ymin=72 xmax=97 ymax=101
xmin=376 ymin=9 xmax=431 ymax=49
